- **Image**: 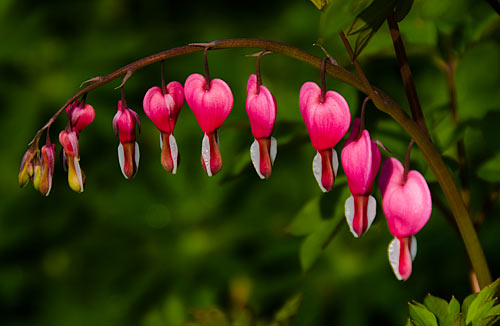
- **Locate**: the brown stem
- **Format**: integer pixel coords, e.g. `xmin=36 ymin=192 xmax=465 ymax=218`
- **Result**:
xmin=26 ymin=37 xmax=492 ymax=287
xmin=120 ymin=87 xmax=128 ymax=109
xmin=358 ymin=97 xmax=370 ymax=138
xmin=403 ymin=139 xmax=414 ymax=184
xmin=387 ymin=12 xmax=430 ymax=138
xmin=204 ymin=47 xmax=211 ymax=90
xmin=320 ymin=57 xmax=327 ymax=103
xmin=161 ymin=61 xmax=166 ymax=95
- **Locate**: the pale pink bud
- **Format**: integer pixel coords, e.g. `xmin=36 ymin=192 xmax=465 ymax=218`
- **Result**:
xmin=19 ymin=147 xmax=36 ymax=187
xmin=66 ymin=100 xmax=95 ymax=133
xmin=59 ymin=130 xmax=85 ymax=193
xmin=113 ymin=100 xmax=140 ymax=179
xmin=299 ymin=81 xmax=350 ymax=191
xmin=185 ymin=73 xmax=233 ymax=176
xmin=341 ymin=118 xmax=381 ymax=237
xmin=380 ymin=157 xmax=432 ymax=280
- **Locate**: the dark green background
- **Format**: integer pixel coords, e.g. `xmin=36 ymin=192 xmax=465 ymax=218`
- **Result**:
xmin=1 ymin=0 xmax=499 ymax=325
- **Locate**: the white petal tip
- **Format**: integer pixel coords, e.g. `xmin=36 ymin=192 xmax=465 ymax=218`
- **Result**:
xmin=270 ymin=136 xmax=277 ymax=164
xmin=344 ymin=196 xmax=359 ymax=238
xmin=201 ymin=133 xmax=212 ymax=177
xmin=250 ymin=139 xmax=265 ymax=179
xmin=388 ymin=237 xmax=403 ymax=280
xmin=312 ymin=152 xmax=327 ymax=192
xmin=169 ymin=134 xmax=178 ymax=175
xmin=118 ymin=143 xmax=128 ymax=179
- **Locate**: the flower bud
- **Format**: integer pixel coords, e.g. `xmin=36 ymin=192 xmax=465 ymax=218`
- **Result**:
xmin=113 ymin=100 xmax=141 ymax=179
xmin=38 ymin=143 xmax=55 ymax=196
xmin=19 ymin=147 xmax=36 ymax=187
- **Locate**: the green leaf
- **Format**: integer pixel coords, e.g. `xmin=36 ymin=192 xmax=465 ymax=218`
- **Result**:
xmin=347 ymin=0 xmax=397 ymax=57
xmin=394 ymin=0 xmax=414 ymax=22
xmin=271 ymin=292 xmax=303 ymax=326
xmin=409 ymin=302 xmax=439 ymax=326
xmin=486 ymin=304 xmax=500 ymax=318
xmin=449 ymin=297 xmax=461 ymax=324
xmin=424 ymin=294 xmax=451 ymax=325
xmin=477 ymin=152 xmax=500 ymax=183
xmin=466 ymin=278 xmax=500 ymax=325
xmin=310 ymin=0 xmax=331 ymax=11
xmin=189 ymin=308 xmax=229 ymax=326
xmin=463 ymin=293 xmax=479 ymax=322
xmin=286 ymin=197 xmax=324 ymax=236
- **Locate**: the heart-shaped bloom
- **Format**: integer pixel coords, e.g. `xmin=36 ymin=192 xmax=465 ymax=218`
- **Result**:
xmin=185 ymin=73 xmax=233 ymax=176
xmin=59 ymin=130 xmax=85 ymax=193
xmin=143 ymin=81 xmax=184 ymax=174
xmin=300 ymin=81 xmax=351 ymax=192
xmin=66 ymin=100 xmax=95 ymax=134
xmin=246 ymin=74 xmax=277 ymax=179
xmin=113 ymin=100 xmax=141 ymax=179
xmin=380 ymin=157 xmax=432 ymax=280
xmin=341 ymin=118 xmax=381 ymax=237
xmin=38 ymin=143 xmax=55 ymax=196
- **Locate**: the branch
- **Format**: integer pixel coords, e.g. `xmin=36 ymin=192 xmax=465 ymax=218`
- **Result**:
xmin=28 ymin=37 xmax=492 ymax=288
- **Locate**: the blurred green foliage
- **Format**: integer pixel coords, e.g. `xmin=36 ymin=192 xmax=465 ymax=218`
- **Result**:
xmin=1 ymin=0 xmax=500 ymax=325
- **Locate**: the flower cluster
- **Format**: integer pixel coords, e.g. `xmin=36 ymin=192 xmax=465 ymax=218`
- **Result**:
xmin=19 ymin=54 xmax=432 ymax=280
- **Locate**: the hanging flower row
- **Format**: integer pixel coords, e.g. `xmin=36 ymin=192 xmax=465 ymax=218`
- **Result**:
xmin=18 ymin=48 xmax=432 ymax=281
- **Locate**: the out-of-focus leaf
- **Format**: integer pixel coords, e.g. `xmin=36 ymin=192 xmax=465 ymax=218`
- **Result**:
xmin=286 ymin=196 xmax=324 ymax=236
xmin=448 ymin=297 xmax=461 ymax=324
xmin=300 ymin=217 xmax=341 ymax=272
xmin=455 ymin=42 xmax=500 ymax=121
xmin=463 ymin=293 xmax=478 ymax=323
xmin=477 ymin=152 xmax=500 ymax=183
xmin=394 ymin=0 xmax=414 ymax=22
xmin=188 ymin=308 xmax=229 ymax=326
xmin=347 ymin=0 xmax=397 ymax=57
xmin=271 ymin=292 xmax=302 ymax=326
xmin=409 ymin=302 xmax=438 ymax=326
xmin=424 ymin=294 xmax=450 ymax=325
xmin=310 ymin=0 xmax=330 ymax=11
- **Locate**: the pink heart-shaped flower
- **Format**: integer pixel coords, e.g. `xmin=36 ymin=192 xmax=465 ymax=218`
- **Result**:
xmin=184 ymin=73 xmax=233 ymax=133
xmin=380 ymin=157 xmax=432 ymax=238
xmin=143 ymin=82 xmax=184 ymax=133
xmin=246 ymin=74 xmax=276 ymax=139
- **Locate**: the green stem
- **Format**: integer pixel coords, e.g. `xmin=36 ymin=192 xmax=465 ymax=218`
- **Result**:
xmin=29 ymin=38 xmax=492 ymax=287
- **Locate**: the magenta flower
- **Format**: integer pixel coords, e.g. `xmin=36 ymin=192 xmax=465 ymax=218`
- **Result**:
xmin=59 ymin=130 xmax=85 ymax=193
xmin=341 ymin=118 xmax=381 ymax=237
xmin=113 ymin=100 xmax=141 ymax=179
xmin=246 ymin=74 xmax=277 ymax=179
xmin=143 ymin=81 xmax=184 ymax=174
xmin=38 ymin=142 xmax=55 ymax=196
xmin=185 ymin=73 xmax=233 ymax=176
xmin=380 ymin=157 xmax=432 ymax=280
xmin=299 ymin=81 xmax=351 ymax=192
xmin=66 ymin=99 xmax=95 ymax=134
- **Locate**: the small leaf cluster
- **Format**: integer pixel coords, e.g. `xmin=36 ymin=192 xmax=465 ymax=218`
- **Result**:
xmin=408 ymin=279 xmax=500 ymax=326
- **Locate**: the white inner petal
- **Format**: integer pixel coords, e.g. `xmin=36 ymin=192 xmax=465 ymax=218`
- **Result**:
xmin=250 ymin=139 xmax=264 ymax=179
xmin=366 ymin=195 xmax=377 ymax=231
xmin=73 ymin=157 xmax=84 ymax=192
xmin=388 ymin=237 xmax=403 ymax=280
xmin=312 ymin=151 xmax=326 ymax=192
xmin=118 ymin=143 xmax=128 ymax=179
xmin=169 ymin=134 xmax=178 ymax=175
xmin=134 ymin=141 xmax=140 ymax=172
xmin=344 ymin=196 xmax=358 ymax=238
xmin=201 ymin=133 xmax=212 ymax=177
xmin=159 ymin=133 xmax=163 ymax=149
xmin=331 ymin=148 xmax=339 ymax=176
xmin=410 ymin=235 xmax=417 ymax=261
xmin=270 ymin=136 xmax=277 ymax=165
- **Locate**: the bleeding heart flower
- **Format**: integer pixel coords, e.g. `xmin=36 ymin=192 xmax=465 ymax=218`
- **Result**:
xmin=379 ymin=157 xmax=432 ymax=280
xmin=143 ymin=81 xmax=184 ymax=174
xmin=66 ymin=99 xmax=95 ymax=134
xmin=113 ymin=100 xmax=141 ymax=179
xmin=59 ymin=130 xmax=85 ymax=193
xmin=246 ymin=74 xmax=277 ymax=179
xmin=300 ymin=81 xmax=351 ymax=192
xmin=341 ymin=118 xmax=381 ymax=237
xmin=185 ymin=73 xmax=233 ymax=176
xmin=38 ymin=143 xmax=55 ymax=196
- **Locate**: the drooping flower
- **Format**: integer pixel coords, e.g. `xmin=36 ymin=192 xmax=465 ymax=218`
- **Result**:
xmin=66 ymin=99 xmax=95 ymax=134
xmin=246 ymin=74 xmax=277 ymax=179
xmin=184 ymin=73 xmax=233 ymax=176
xmin=59 ymin=130 xmax=85 ymax=193
xmin=379 ymin=157 xmax=432 ymax=280
xmin=341 ymin=118 xmax=381 ymax=237
xmin=299 ymin=81 xmax=351 ymax=192
xmin=113 ymin=100 xmax=141 ymax=179
xmin=38 ymin=142 xmax=56 ymax=196
xmin=19 ymin=147 xmax=36 ymax=188
xmin=143 ymin=81 xmax=184 ymax=174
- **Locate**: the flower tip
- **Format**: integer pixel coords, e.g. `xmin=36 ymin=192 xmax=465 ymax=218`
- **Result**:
xmin=118 ymin=141 xmax=140 ymax=179
xmin=312 ymin=149 xmax=338 ymax=192
xmin=160 ymin=133 xmax=179 ymax=174
xmin=201 ymin=132 xmax=222 ymax=177
xmin=345 ymin=195 xmax=376 ymax=238
xmin=388 ymin=236 xmax=417 ymax=281
xmin=250 ymin=137 xmax=277 ymax=179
